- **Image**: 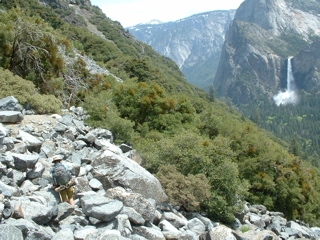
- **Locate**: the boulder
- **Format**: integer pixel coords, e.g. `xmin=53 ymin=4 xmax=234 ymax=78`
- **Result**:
xmin=11 ymin=197 xmax=55 ymax=224
xmin=17 ymin=130 xmax=42 ymax=153
xmin=121 ymin=206 xmax=145 ymax=226
xmin=0 ymin=224 xmax=23 ymax=240
xmin=52 ymin=228 xmax=74 ymax=240
xmin=106 ymin=187 xmax=157 ymax=222
xmin=0 ymin=111 xmax=23 ymax=123
xmin=92 ymin=150 xmax=168 ymax=204
xmin=0 ymin=96 xmax=22 ymax=112
xmin=11 ymin=153 xmax=39 ymax=172
xmin=80 ymin=193 xmax=123 ymax=222
xmin=132 ymin=225 xmax=165 ymax=240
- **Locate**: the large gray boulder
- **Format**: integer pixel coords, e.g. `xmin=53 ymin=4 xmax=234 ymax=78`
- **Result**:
xmin=162 ymin=211 xmax=188 ymax=229
xmin=2 ymin=218 xmax=40 ymax=238
xmin=121 ymin=206 xmax=145 ymax=226
xmin=80 ymin=193 xmax=123 ymax=222
xmin=107 ymin=187 xmax=157 ymax=222
xmin=52 ymin=228 xmax=74 ymax=240
xmin=0 ymin=111 xmax=23 ymax=123
xmin=132 ymin=225 xmax=165 ymax=240
xmin=187 ymin=218 xmax=206 ymax=236
xmin=236 ymin=229 xmax=279 ymax=240
xmin=0 ymin=180 xmax=20 ymax=197
xmin=0 ymin=224 xmax=23 ymax=240
xmin=199 ymin=225 xmax=237 ymax=240
xmin=92 ymin=150 xmax=168 ymax=204
xmin=17 ymin=130 xmax=42 ymax=153
xmin=11 ymin=153 xmax=39 ymax=172
xmin=11 ymin=196 xmax=56 ymax=225
xmin=0 ymin=96 xmax=22 ymax=112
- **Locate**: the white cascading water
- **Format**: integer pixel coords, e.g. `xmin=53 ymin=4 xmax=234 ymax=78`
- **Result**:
xmin=273 ymin=57 xmax=299 ymax=106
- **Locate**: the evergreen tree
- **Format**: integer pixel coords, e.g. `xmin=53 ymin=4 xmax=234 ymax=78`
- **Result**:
xmin=289 ymin=137 xmax=301 ymax=157
xmin=209 ymin=85 xmax=215 ymax=102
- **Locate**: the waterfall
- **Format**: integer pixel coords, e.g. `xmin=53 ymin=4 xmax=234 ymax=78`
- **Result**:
xmin=273 ymin=57 xmax=298 ymax=106
xmin=287 ymin=56 xmax=293 ymax=91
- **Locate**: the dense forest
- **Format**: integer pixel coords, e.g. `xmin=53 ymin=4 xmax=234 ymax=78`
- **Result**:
xmin=237 ymin=90 xmax=320 ymax=165
xmin=1 ymin=0 xmax=320 ymax=225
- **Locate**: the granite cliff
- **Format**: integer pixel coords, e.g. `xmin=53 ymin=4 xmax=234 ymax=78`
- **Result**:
xmin=214 ymin=0 xmax=320 ymax=104
xmin=211 ymin=0 xmax=320 ymax=156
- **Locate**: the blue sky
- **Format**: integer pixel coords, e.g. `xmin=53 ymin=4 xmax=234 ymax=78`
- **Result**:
xmin=90 ymin=0 xmax=245 ymax=27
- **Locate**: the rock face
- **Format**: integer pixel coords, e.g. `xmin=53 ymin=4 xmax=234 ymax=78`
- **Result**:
xmin=39 ymin=0 xmax=90 ymax=27
xmin=213 ymin=0 xmax=320 ymax=104
xmin=128 ymin=10 xmax=235 ymax=90
xmin=0 ymin=97 xmax=319 ymax=239
xmin=292 ymin=41 xmax=320 ymax=93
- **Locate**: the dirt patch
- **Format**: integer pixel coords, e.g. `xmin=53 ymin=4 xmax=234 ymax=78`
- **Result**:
xmin=2 ymin=114 xmax=60 ymax=137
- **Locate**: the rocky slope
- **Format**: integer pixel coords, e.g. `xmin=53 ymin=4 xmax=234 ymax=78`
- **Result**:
xmin=1 ymin=97 xmax=320 ymax=239
xmin=292 ymin=41 xmax=320 ymax=92
xmin=128 ymin=10 xmax=235 ymax=90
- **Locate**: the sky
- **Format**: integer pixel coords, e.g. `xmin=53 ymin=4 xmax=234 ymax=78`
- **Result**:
xmin=90 ymin=0 xmax=245 ymax=28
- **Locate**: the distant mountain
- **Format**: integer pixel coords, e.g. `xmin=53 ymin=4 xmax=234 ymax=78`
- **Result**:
xmin=144 ymin=19 xmax=163 ymax=25
xmin=128 ymin=10 xmax=236 ymax=90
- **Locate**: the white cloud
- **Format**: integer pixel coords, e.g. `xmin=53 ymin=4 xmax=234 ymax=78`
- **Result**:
xmin=91 ymin=0 xmax=244 ymax=27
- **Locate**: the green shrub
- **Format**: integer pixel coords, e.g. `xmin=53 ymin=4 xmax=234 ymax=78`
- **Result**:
xmin=156 ymin=165 xmax=211 ymax=211
xmin=112 ymin=80 xmax=195 ymax=132
xmin=28 ymin=94 xmax=62 ymax=114
xmin=0 ymin=67 xmax=36 ymax=103
xmin=143 ymin=130 xmax=164 ymax=141
xmin=136 ymin=130 xmax=249 ymax=222
xmin=239 ymin=225 xmax=251 ymax=233
xmin=0 ymin=67 xmax=62 ymax=113
xmin=0 ymin=11 xmax=66 ymax=92
xmin=83 ymin=88 xmax=135 ymax=143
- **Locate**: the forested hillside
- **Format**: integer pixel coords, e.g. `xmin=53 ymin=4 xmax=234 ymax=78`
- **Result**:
xmin=1 ymin=0 xmax=320 ymax=225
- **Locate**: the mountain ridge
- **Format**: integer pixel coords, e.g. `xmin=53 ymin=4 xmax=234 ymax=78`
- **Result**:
xmin=128 ymin=10 xmax=236 ymax=89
